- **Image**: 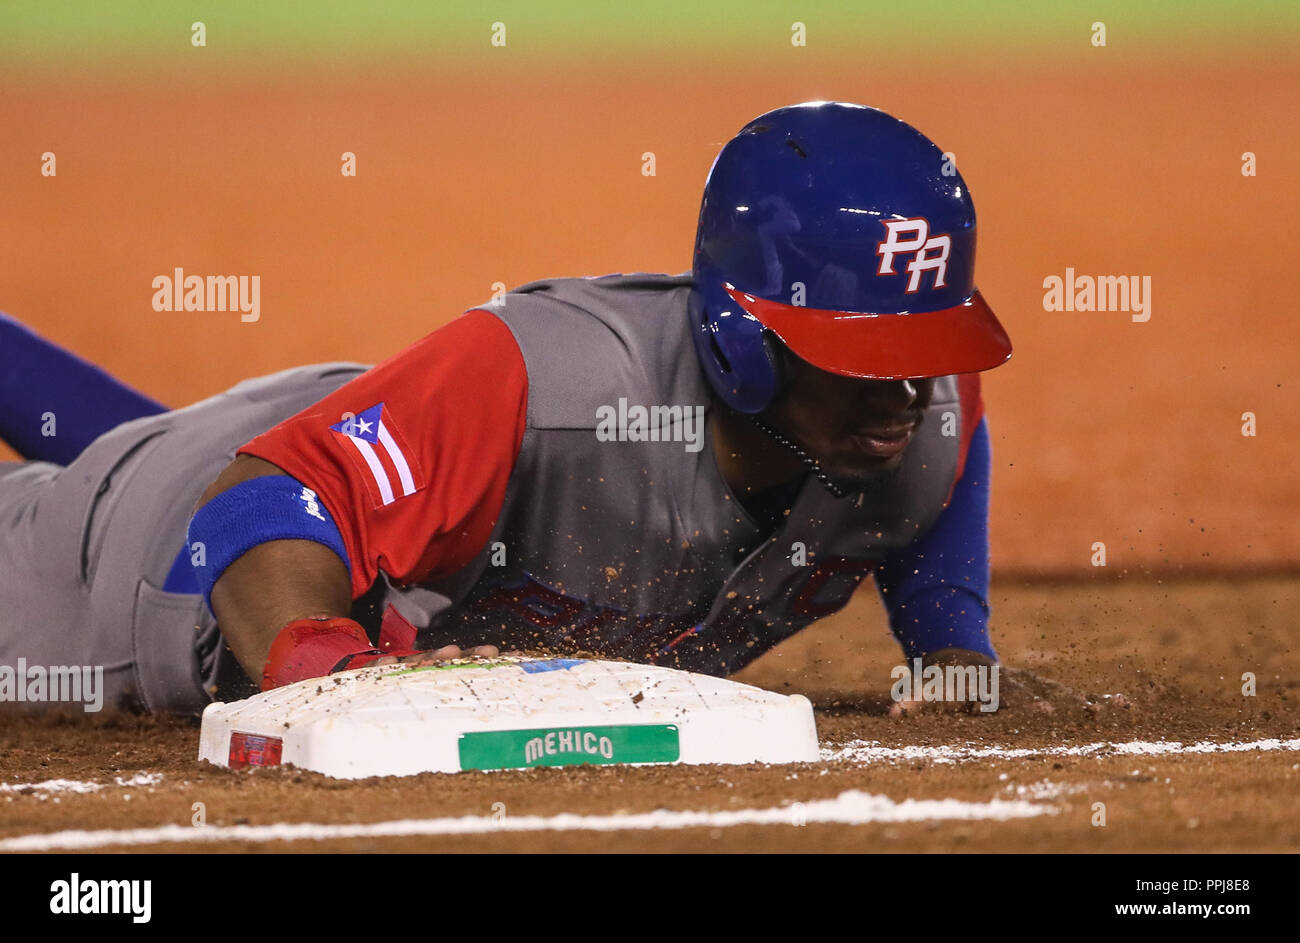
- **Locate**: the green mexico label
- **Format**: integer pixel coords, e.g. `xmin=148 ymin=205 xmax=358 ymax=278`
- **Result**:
xmin=458 ymin=724 xmax=680 ymax=770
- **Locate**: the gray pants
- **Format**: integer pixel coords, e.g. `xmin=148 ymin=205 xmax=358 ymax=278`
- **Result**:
xmin=0 ymin=363 xmax=367 ymax=714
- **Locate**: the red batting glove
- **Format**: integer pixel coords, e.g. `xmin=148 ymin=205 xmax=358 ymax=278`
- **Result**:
xmin=261 ymin=616 xmax=381 ymax=691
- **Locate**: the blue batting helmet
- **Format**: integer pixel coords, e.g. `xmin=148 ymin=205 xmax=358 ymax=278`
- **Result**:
xmin=689 ymin=101 xmax=1012 ymax=413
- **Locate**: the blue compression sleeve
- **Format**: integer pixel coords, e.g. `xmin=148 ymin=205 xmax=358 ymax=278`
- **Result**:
xmin=874 ymin=415 xmax=997 ymax=661
xmin=186 ymin=474 xmax=351 ymax=612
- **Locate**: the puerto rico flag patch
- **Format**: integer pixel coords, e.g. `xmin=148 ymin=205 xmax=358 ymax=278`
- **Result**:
xmin=330 ymin=403 xmax=425 ymax=508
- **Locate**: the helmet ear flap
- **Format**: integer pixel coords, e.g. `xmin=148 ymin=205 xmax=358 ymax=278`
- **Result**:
xmin=759 ymin=330 xmax=785 ymax=408
xmin=689 ymin=282 xmax=783 ymax=414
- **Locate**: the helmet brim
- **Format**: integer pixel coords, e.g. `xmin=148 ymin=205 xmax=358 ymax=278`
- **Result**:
xmin=725 ymin=285 xmax=1012 ymax=380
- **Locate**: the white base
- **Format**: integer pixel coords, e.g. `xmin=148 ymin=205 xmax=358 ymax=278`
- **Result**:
xmin=198 ymin=656 xmax=819 ymax=778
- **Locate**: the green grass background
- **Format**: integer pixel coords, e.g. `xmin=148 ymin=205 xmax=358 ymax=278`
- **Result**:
xmin=1 ymin=0 xmax=1295 ymax=67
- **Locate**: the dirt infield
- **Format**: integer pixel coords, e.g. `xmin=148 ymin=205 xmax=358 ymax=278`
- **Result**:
xmin=2 ymin=60 xmax=1297 ymax=573
xmin=2 ymin=575 xmax=1295 ymax=853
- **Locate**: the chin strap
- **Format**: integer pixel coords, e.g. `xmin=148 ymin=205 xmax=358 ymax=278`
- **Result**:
xmin=749 ymin=414 xmax=849 ymax=500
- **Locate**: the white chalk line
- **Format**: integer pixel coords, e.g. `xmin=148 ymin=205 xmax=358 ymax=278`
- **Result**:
xmin=0 ymin=773 xmax=162 ymax=798
xmin=821 ymin=737 xmax=1300 ymax=766
xmin=0 ymin=789 xmax=1052 ymax=851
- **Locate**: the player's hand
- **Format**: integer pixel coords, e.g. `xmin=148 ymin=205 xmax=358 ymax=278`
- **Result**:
xmin=888 ymin=647 xmax=998 ymax=718
xmin=368 ymin=644 xmax=500 ymax=668
xmin=888 ymin=649 xmax=1088 ymax=717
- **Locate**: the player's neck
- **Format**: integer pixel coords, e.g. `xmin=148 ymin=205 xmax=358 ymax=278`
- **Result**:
xmin=710 ymin=401 xmax=807 ymax=497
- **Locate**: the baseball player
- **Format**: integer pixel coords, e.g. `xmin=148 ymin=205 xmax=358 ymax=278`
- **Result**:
xmin=0 ymin=102 xmax=1012 ymax=715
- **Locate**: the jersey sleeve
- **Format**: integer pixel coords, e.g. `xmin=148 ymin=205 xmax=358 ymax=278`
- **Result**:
xmin=945 ymin=371 xmax=985 ymax=506
xmin=237 ymin=309 xmax=528 ymax=599
xmin=874 ymin=414 xmax=996 ymax=661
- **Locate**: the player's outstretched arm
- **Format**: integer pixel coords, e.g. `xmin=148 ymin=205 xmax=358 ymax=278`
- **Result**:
xmin=875 ymin=415 xmax=999 ymax=714
xmin=875 ymin=416 xmax=996 ymax=663
xmin=874 ymin=418 xmax=1085 ymax=715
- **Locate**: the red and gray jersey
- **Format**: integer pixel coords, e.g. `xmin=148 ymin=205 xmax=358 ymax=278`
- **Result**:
xmin=240 ymin=273 xmax=982 ymax=675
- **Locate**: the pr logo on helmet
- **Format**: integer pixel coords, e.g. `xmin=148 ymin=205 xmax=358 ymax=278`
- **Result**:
xmin=875 ymin=217 xmax=951 ymax=293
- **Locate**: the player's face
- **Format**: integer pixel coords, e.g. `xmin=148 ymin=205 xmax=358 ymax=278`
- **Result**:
xmin=766 ymin=347 xmax=936 ymax=491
